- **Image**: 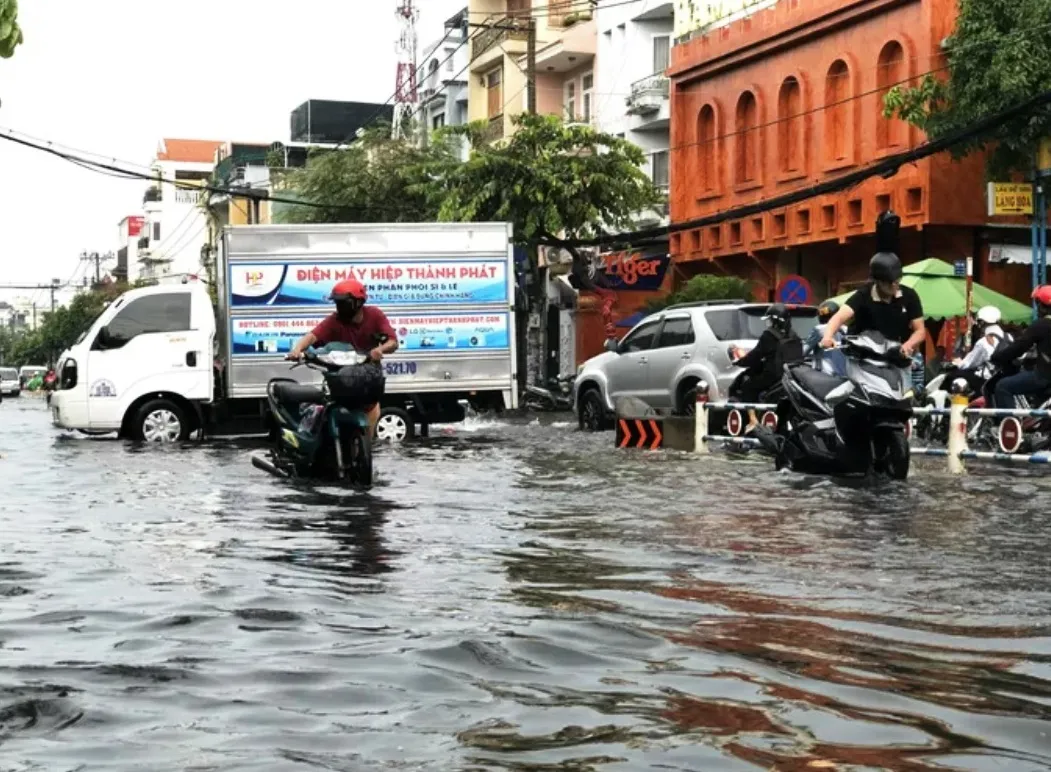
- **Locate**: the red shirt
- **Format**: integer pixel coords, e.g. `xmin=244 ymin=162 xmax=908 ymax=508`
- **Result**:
xmin=311 ymin=306 xmax=397 ymax=352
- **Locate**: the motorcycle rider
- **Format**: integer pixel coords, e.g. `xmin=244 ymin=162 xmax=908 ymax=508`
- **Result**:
xmin=805 ymin=300 xmax=847 ymax=375
xmin=820 ymin=252 xmax=925 ymax=356
xmin=731 ymin=303 xmax=803 ymax=431
xmin=286 ymin=278 xmax=399 ymax=438
xmin=990 ymin=285 xmax=1051 ymax=409
xmin=943 ymin=305 xmax=1007 ymax=394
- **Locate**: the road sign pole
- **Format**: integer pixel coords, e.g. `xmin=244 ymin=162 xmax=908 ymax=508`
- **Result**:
xmin=1033 ymin=176 xmax=1040 ymax=320
xmin=1040 ymin=183 xmax=1048 ymax=287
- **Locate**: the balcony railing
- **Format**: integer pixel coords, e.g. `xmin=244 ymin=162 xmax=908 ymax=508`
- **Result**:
xmin=471 ymin=16 xmax=530 ymax=60
xmin=626 ymin=74 xmax=670 ymax=115
xmin=484 ymin=115 xmax=504 ymax=143
xmin=174 ymin=187 xmax=202 ymax=205
xmin=143 ymin=186 xmax=162 ymax=204
xmin=547 ymin=0 xmax=594 ymax=28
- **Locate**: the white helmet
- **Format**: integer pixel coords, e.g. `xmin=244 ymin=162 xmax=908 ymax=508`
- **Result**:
xmin=976 ymin=306 xmax=1001 ymax=325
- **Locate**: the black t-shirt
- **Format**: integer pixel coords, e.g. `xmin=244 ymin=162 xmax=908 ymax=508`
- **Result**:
xmin=736 ymin=328 xmax=803 ymax=378
xmin=992 ymin=316 xmax=1051 ymax=378
xmin=845 ymin=283 xmax=923 ymax=343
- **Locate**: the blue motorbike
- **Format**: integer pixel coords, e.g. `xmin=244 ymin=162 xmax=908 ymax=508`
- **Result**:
xmin=251 ymin=345 xmax=384 ymax=489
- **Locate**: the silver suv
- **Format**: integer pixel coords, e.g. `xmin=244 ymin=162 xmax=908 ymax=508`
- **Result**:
xmin=573 ymin=301 xmax=819 ymax=431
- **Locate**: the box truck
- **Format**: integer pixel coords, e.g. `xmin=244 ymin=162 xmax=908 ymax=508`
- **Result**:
xmin=50 ymin=222 xmax=519 ymax=441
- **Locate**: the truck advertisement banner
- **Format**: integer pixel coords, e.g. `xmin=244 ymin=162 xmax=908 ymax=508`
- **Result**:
xmin=229 ymin=260 xmax=508 ymax=308
xmin=230 ymin=312 xmax=510 ymax=356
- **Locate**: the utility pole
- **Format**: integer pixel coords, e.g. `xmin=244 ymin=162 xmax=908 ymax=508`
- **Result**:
xmin=80 ymin=251 xmax=114 ymax=286
xmin=50 ymin=278 xmax=60 ymax=313
xmin=526 ymin=17 xmax=537 ymax=115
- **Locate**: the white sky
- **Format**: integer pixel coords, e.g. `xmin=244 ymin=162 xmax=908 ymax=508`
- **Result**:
xmin=0 ymin=0 xmax=464 ymax=302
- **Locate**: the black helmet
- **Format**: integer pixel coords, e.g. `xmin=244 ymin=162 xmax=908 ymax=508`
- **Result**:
xmin=818 ymin=299 xmax=839 ymax=321
xmin=763 ymin=302 xmax=790 ymax=331
xmin=870 ymin=251 xmax=902 ymax=283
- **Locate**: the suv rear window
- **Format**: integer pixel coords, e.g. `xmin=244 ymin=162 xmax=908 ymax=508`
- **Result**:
xmin=704 ymin=306 xmax=818 ymax=341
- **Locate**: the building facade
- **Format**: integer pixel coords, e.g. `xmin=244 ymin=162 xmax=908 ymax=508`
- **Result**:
xmin=667 ymin=0 xmax=1005 ymax=303
xmin=114 ymin=215 xmax=144 ymax=283
xmin=138 ymin=138 xmax=222 ymax=281
xmin=418 ymin=7 xmax=470 ymax=157
xmin=467 ymin=0 xmax=597 ymax=140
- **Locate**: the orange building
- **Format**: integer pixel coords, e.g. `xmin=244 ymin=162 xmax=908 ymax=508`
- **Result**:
xmin=665 ymin=0 xmax=1031 ymax=304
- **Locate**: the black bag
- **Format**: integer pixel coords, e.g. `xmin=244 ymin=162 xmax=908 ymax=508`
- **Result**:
xmin=327 ymin=362 xmax=386 ymax=408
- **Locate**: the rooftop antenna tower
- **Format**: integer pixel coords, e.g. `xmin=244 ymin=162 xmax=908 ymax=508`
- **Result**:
xmin=392 ymin=0 xmax=419 ymax=140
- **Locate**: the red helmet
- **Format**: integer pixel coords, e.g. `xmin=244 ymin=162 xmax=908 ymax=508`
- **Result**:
xmin=1032 ymin=285 xmax=1051 ymax=307
xmin=329 ymin=279 xmax=367 ymax=303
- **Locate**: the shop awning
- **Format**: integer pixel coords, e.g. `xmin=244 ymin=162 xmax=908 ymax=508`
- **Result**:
xmin=989 ymin=243 xmax=1039 ymax=266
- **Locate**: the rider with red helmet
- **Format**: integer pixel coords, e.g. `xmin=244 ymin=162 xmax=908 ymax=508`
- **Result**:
xmin=990 ymin=285 xmax=1051 ymax=409
xmin=287 ymin=278 xmax=399 ymax=436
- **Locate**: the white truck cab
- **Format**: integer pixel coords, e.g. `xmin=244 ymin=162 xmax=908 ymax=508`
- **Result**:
xmin=51 ymin=280 xmax=215 ymax=440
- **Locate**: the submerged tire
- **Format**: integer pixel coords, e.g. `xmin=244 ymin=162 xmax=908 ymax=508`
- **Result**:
xmin=577 ymin=389 xmax=607 ymax=432
xmin=133 ymin=399 xmax=189 ymax=443
xmin=875 ymin=429 xmax=910 ymax=480
xmin=351 ymin=431 xmax=373 ymax=490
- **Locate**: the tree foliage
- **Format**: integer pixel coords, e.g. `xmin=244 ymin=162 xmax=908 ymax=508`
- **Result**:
xmin=0 ymin=0 xmax=22 ymax=59
xmin=642 ymin=274 xmax=754 ymax=315
xmin=435 ymin=113 xmax=665 ymax=245
xmin=882 ymin=0 xmax=1051 ymax=176
xmin=0 ymin=283 xmax=130 ymax=367
xmin=278 ymin=125 xmax=459 ymax=225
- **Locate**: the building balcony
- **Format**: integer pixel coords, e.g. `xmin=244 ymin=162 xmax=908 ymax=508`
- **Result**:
xmin=546 ymin=0 xmax=595 ymax=28
xmin=173 ymin=187 xmax=202 ymax=205
xmin=143 ymin=185 xmax=162 ymax=204
xmin=627 ymin=74 xmax=670 ymax=115
xmin=471 ymin=16 xmax=530 ymax=64
xmin=528 ymin=17 xmax=596 ymax=72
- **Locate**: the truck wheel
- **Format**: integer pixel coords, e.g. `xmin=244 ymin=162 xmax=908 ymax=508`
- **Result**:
xmin=376 ymin=407 xmax=414 ymax=442
xmin=133 ymin=399 xmax=189 ymax=443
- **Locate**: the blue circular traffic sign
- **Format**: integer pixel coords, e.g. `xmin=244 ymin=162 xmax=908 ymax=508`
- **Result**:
xmin=776 ymin=274 xmax=812 ymax=305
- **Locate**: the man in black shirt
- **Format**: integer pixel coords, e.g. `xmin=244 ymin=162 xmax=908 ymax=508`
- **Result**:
xmin=990 ymin=285 xmax=1051 ymax=409
xmin=731 ymin=303 xmax=803 ymax=430
xmin=820 ymin=252 xmax=925 ymax=356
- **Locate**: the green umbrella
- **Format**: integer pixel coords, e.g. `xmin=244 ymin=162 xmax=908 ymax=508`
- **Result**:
xmin=825 ymin=257 xmax=1031 ymax=324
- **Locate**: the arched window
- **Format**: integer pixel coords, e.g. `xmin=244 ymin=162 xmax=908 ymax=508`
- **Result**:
xmin=697 ymin=104 xmax=717 ymax=192
xmin=734 ymin=91 xmax=758 ymax=184
xmin=824 ymin=59 xmax=851 ymax=163
xmin=777 ymin=76 xmax=803 ymax=174
xmin=877 ymin=41 xmax=906 ymax=149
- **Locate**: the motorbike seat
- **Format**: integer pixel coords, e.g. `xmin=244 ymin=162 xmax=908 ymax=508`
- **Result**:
xmin=270 ymin=381 xmax=326 ymax=408
xmin=790 ymin=365 xmax=849 ymax=400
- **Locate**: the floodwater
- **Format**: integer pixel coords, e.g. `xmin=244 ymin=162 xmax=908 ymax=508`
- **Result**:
xmin=2 ymin=396 xmax=1051 ymax=771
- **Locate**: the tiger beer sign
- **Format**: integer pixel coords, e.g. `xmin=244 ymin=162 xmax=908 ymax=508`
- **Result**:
xmin=600 ymin=250 xmax=670 ymax=291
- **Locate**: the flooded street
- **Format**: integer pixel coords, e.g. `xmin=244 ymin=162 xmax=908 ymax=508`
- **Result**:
xmin=2 ymin=396 xmax=1051 ymax=771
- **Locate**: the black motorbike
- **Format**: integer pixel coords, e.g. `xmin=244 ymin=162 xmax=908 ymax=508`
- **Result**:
xmin=757 ymin=332 xmax=914 ymax=479
xmin=251 ymin=346 xmax=385 ymax=489
xmin=523 ymin=374 xmax=574 ymax=411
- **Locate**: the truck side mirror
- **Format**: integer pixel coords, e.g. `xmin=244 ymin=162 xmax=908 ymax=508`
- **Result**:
xmin=604 ymin=338 xmax=619 ymax=354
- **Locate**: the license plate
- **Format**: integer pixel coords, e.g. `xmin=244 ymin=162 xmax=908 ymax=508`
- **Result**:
xmin=383 ymin=361 xmax=417 ymax=377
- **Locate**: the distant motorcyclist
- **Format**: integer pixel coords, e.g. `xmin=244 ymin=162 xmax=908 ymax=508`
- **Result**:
xmin=820 ymin=252 xmax=925 ymax=357
xmin=731 ymin=303 xmax=803 ymax=431
xmin=990 ymin=286 xmax=1051 ymax=409
xmin=805 ymin=300 xmax=847 ymax=375
xmin=941 ymin=305 xmax=1007 ymax=394
xmin=287 ymin=279 xmax=399 ymax=438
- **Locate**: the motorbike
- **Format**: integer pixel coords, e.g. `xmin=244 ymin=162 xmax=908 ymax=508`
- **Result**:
xmin=756 ymin=332 xmax=914 ymax=479
xmin=971 ymin=357 xmax=1051 ymax=453
xmin=523 ymin=374 xmax=575 ymax=411
xmin=250 ymin=346 xmax=384 ymax=489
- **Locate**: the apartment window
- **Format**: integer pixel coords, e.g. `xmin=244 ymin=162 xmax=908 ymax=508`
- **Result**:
xmin=581 ymin=73 xmax=594 ymax=123
xmin=152 ymin=222 xmax=161 ymax=241
xmin=486 ymin=67 xmax=503 ymax=118
xmin=697 ymin=104 xmax=717 ymax=193
xmin=507 ymin=0 xmax=530 ymax=19
xmin=777 ymin=76 xmax=803 ymax=174
xmin=651 ymin=150 xmax=670 ymax=190
xmin=652 ymin=35 xmax=671 ymax=74
xmin=825 ymin=59 xmax=852 ymax=163
xmin=433 ymin=113 xmax=446 ymax=130
xmin=564 ymin=80 xmax=577 ymax=121
xmin=444 ymin=48 xmax=455 ymax=71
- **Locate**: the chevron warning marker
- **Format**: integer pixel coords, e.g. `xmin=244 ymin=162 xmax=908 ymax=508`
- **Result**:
xmin=615 ymin=418 xmax=665 ymax=450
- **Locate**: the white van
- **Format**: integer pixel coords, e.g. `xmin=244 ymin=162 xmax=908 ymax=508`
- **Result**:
xmin=0 ymin=367 xmax=19 ymax=396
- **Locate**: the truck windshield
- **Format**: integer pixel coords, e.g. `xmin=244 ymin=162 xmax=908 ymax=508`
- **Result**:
xmin=0 ymin=369 xmax=16 ymax=379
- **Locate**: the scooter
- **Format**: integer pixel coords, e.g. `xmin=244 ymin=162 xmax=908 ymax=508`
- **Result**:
xmin=251 ymin=346 xmax=385 ymax=489
xmin=758 ymin=332 xmax=914 ymax=479
xmin=523 ymin=374 xmax=575 ymax=411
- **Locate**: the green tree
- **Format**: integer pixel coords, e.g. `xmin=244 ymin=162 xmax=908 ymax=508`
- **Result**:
xmin=278 ymin=125 xmax=459 ymax=224
xmin=642 ymin=274 xmax=755 ymax=315
xmin=882 ymin=0 xmax=1051 ymax=176
xmin=435 ymin=113 xmax=665 ymax=257
xmin=0 ymin=0 xmax=23 ymax=59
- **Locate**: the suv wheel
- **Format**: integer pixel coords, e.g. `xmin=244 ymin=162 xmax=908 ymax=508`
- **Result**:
xmin=577 ymin=389 xmax=607 ymax=432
